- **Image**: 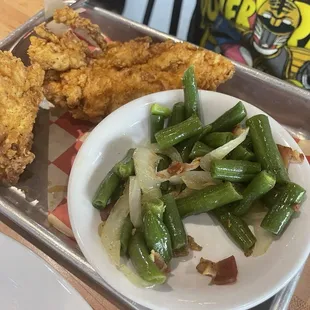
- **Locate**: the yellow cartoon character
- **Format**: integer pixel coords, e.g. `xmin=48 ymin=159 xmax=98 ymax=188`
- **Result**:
xmin=253 ymin=0 xmax=301 ymax=55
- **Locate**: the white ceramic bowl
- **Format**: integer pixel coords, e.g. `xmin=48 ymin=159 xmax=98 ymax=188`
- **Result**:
xmin=68 ymin=90 xmax=310 ymax=310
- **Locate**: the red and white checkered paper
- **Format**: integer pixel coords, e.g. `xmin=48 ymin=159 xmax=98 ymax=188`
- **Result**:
xmin=47 ymin=108 xmax=93 ymax=238
xmin=47 ymin=108 xmax=310 ymax=239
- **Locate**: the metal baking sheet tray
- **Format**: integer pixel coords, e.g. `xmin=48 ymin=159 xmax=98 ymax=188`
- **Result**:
xmin=0 ymin=0 xmax=308 ymax=309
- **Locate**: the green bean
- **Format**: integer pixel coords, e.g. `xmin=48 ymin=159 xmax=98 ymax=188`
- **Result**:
xmin=110 ymin=182 xmax=125 ymax=203
xmin=198 ymin=124 xmax=213 ymax=140
xmin=155 ymin=114 xmax=203 ymax=149
xmin=157 ymin=155 xmax=171 ymax=193
xmin=182 ymin=65 xmax=199 ymax=119
xmin=241 ymin=135 xmax=253 ymax=151
xmin=262 ymin=187 xmax=283 ymax=209
xmin=202 ymin=132 xmax=234 ymax=148
xmin=162 ymin=194 xmax=187 ymax=251
xmin=233 ymin=171 xmax=276 ymax=216
xmin=210 ymin=101 xmax=247 ymax=132
xmin=246 ymin=115 xmax=289 ymax=184
xmin=150 ymin=114 xmax=165 ymax=143
xmin=128 ymin=231 xmax=166 ymax=284
xmin=176 ymin=182 xmax=243 ymax=218
xmin=168 ymin=102 xmax=185 ymax=127
xmin=160 ymin=183 xmax=171 ymax=194
xmin=92 ymin=171 xmax=120 ymax=209
xmin=157 ymin=155 xmax=170 ymax=171
xmin=177 ymin=124 xmax=212 ymax=162
xmin=143 ymin=198 xmax=165 ymax=220
xmin=189 ymin=141 xmax=213 ymax=159
xmin=229 ymin=145 xmax=256 ymax=161
xmin=151 ymin=103 xmax=171 ymax=117
xmin=120 ymin=216 xmax=134 ymax=256
xmin=113 ymin=149 xmax=135 ymax=179
xmin=261 ymin=182 xmax=306 ymax=234
xmin=213 ymin=207 xmax=256 ymax=255
xmin=211 ymin=160 xmax=261 ymax=183
xmin=232 ymin=183 xmax=247 ymax=194
xmin=177 ymin=139 xmax=197 ymax=163
xmin=143 ymin=210 xmax=172 ymax=263
xmin=93 ymin=147 xmax=137 ymax=209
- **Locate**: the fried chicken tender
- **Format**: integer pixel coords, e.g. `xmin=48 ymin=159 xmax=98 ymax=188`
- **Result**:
xmin=29 ymin=7 xmax=234 ymax=122
xmin=0 ymin=52 xmax=44 ymax=184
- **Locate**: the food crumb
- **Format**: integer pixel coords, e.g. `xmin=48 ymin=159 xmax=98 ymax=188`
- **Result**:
xmin=188 ymin=235 xmax=202 ymax=251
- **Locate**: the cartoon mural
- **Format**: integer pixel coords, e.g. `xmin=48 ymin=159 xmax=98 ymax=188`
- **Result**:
xmin=198 ymin=0 xmax=310 ymax=89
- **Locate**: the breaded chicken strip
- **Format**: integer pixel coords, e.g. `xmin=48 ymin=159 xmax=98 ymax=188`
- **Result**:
xmin=0 ymin=52 xmax=44 ymax=184
xmin=29 ymin=7 xmax=234 ymax=123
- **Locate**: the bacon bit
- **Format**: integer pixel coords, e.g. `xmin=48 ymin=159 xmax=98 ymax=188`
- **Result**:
xmin=173 ymin=245 xmax=190 ymax=257
xmin=150 ymin=250 xmax=170 ymax=273
xmin=157 ymin=158 xmax=201 ymax=179
xmin=167 ymin=162 xmax=183 ymax=175
xmin=277 ymin=144 xmax=304 ymax=169
xmin=292 ymin=204 xmax=301 ymax=212
xmin=188 ymin=235 xmax=202 ymax=251
xmin=100 ymin=201 xmax=115 ymax=221
xmin=196 ymin=255 xmax=238 ymax=285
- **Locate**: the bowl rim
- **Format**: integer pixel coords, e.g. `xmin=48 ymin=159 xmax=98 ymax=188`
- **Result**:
xmin=68 ymin=89 xmax=310 ymax=310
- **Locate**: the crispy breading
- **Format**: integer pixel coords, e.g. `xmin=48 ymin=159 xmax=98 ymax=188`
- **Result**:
xmin=29 ymin=7 xmax=234 ymax=123
xmin=28 ymin=24 xmax=89 ymax=71
xmin=54 ymin=6 xmax=107 ymax=51
xmin=0 ymin=51 xmax=44 ymax=184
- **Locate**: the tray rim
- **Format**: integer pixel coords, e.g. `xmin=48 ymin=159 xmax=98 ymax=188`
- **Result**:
xmin=0 ymin=1 xmax=305 ymax=310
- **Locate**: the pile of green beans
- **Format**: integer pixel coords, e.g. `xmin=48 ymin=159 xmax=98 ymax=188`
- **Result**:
xmin=92 ymin=66 xmax=306 ymax=285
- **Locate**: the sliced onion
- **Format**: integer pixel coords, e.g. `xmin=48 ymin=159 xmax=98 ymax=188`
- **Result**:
xmin=177 ymin=187 xmax=197 ymax=199
xmin=149 ymin=143 xmax=183 ymax=162
xmin=157 ymin=158 xmax=201 ymax=180
xmin=129 ymin=176 xmax=142 ymax=228
xmin=160 ymin=170 xmax=217 ymax=189
xmin=181 ymin=171 xmax=218 ymax=190
xmin=252 ymin=225 xmax=274 ymax=257
xmin=133 ymin=147 xmax=161 ymax=194
xmin=243 ymin=206 xmax=274 ymax=257
xmin=98 ymin=221 xmax=106 ymax=236
xmin=119 ymin=264 xmax=151 ymax=287
xmin=100 ymin=186 xmax=130 ymax=266
xmin=100 ymin=187 xmax=151 ymax=287
xmin=244 ymin=212 xmax=267 ymax=225
xmin=142 ymin=187 xmax=162 ymax=202
xmin=200 ymin=128 xmax=249 ymax=171
xmin=243 ymin=201 xmax=268 ymax=225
